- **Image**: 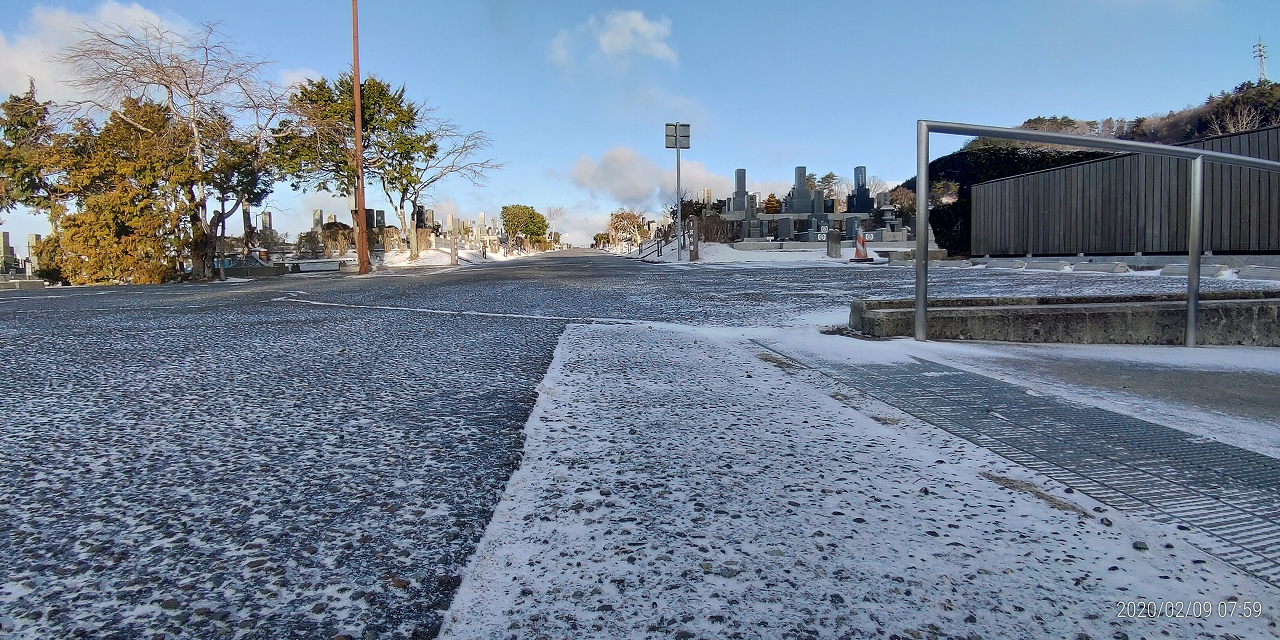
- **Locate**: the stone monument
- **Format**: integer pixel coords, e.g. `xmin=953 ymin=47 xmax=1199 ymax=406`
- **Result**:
xmin=783 ymin=166 xmax=829 ymax=241
xmin=26 ymin=234 xmax=41 ymax=273
xmin=721 ymin=168 xmax=766 ymax=240
xmin=1 ymin=232 xmax=15 ymax=273
xmin=846 ymin=166 xmax=874 ymax=214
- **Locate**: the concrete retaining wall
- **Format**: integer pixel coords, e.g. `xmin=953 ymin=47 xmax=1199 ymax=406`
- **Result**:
xmin=0 ymin=279 xmax=45 ymax=290
xmin=222 ymin=265 xmax=288 ymax=278
xmin=849 ymin=292 xmax=1280 ymax=346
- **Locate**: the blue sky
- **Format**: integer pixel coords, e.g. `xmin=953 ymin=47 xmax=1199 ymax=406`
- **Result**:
xmin=1 ymin=0 xmax=1275 ymax=249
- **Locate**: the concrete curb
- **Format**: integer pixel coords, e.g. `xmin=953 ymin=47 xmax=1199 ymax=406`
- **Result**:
xmin=849 ymin=292 xmax=1280 ymax=346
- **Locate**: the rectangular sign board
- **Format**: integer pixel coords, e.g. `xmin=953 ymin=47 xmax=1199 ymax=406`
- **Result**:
xmin=665 ymin=123 xmax=690 ymax=149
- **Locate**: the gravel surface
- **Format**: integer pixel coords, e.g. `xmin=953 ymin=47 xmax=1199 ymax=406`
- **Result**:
xmin=2 ymin=248 xmax=1277 ymax=638
xmin=0 ymin=291 xmax=561 ymax=638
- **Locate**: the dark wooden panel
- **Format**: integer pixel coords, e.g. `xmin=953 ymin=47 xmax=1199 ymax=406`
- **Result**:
xmin=1204 ymin=158 xmax=1217 ymax=252
xmin=1123 ymin=154 xmax=1138 ymax=252
xmin=1141 ymin=154 xmax=1152 ymax=252
xmin=1154 ymin=156 xmax=1169 ymax=252
xmin=969 ymin=125 xmax=1280 ymax=255
xmin=1175 ymin=157 xmax=1188 ymax=253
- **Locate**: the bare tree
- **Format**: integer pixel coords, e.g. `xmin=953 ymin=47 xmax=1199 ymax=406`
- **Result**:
xmin=607 ymin=206 xmax=648 ymax=249
xmin=60 ymin=20 xmax=286 ymax=280
xmin=865 ymin=175 xmax=892 ymax=199
xmin=544 ymin=205 xmax=566 ymax=228
xmin=831 ymin=176 xmax=852 ymax=213
xmin=377 ymin=115 xmax=502 ymax=259
xmin=1209 ymin=103 xmax=1265 ymax=136
xmin=542 ymin=206 xmax=567 ymax=246
xmin=887 ymin=185 xmax=915 ymax=221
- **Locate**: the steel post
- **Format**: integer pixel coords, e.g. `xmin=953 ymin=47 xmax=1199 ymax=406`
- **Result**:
xmin=675 ymin=142 xmax=682 ymax=263
xmin=1187 ymin=155 xmax=1204 ymax=347
xmin=914 ymin=120 xmax=930 ymax=341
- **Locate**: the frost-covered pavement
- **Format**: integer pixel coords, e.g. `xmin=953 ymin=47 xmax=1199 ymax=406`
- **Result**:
xmin=443 ymin=323 xmax=1280 ymax=639
xmin=3 ymin=249 xmax=1279 ymax=639
xmin=0 ymin=292 xmax=563 ymax=638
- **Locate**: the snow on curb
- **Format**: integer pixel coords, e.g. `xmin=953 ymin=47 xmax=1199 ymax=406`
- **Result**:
xmin=441 ymin=323 xmax=1279 ymax=639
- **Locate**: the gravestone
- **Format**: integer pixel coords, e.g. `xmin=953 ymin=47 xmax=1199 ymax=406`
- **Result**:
xmin=827 ymin=226 xmax=842 ymax=258
xmin=777 ymin=217 xmax=794 ymax=241
xmin=732 ymin=168 xmax=747 ymax=211
xmin=1 ymin=232 xmax=14 ymax=273
xmin=784 ymin=166 xmax=817 ymax=216
xmin=846 ymin=166 xmax=874 ymax=213
xmin=26 ymin=234 xmax=41 ymax=273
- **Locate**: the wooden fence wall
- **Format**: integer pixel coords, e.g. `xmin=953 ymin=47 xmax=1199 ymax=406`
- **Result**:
xmin=971 ymin=125 xmax=1280 ymax=256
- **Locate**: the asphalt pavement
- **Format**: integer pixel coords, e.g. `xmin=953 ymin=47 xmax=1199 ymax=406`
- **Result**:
xmin=2 ymin=248 xmax=1278 ymax=638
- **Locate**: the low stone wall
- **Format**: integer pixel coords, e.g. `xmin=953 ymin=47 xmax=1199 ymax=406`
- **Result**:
xmin=971 ymin=254 xmax=1280 ymax=269
xmin=0 ymin=279 xmax=44 ymax=290
xmin=222 ymin=265 xmax=288 ymax=278
xmin=850 ymin=292 xmax=1280 ymax=346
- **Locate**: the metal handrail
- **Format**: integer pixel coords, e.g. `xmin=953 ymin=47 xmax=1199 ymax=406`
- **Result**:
xmin=634 ymin=239 xmax=659 ymax=260
xmin=636 ymin=236 xmax=675 ymax=260
xmin=914 ymin=120 xmax=1280 ymax=347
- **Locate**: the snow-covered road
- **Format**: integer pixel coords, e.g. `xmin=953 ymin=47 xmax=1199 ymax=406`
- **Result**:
xmin=443 ymin=323 xmax=1279 ymax=639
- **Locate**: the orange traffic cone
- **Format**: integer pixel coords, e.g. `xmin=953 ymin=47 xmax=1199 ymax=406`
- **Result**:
xmin=851 ymin=232 xmax=873 ymax=262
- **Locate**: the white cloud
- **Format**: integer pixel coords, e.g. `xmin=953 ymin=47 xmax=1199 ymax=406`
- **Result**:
xmin=547 ymin=10 xmax=676 ymax=71
xmin=547 ymin=30 xmax=572 ymax=68
xmin=0 ymin=2 xmax=179 ymax=103
xmin=596 ymin=11 xmax=676 ymax=64
xmin=569 ymin=147 xmax=666 ymax=206
xmin=567 ymin=146 xmax=794 ymax=211
xmin=276 ymin=67 xmax=320 ymax=89
xmin=543 ymin=200 xmax=608 ymax=247
xmin=424 ymin=196 xmax=465 ymax=226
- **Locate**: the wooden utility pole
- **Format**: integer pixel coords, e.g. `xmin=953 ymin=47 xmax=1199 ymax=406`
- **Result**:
xmin=351 ymin=0 xmax=371 ymax=274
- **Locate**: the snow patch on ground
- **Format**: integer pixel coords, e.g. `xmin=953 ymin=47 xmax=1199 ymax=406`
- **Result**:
xmin=772 ymin=331 xmax=1280 ymax=460
xmin=442 ymin=322 xmax=1279 ymax=639
xmin=942 ymin=341 xmax=1280 ymax=374
xmin=623 ymin=243 xmax=883 ymax=266
xmin=379 ymin=248 xmax=526 ymax=267
xmin=682 ymin=243 xmax=882 ymax=266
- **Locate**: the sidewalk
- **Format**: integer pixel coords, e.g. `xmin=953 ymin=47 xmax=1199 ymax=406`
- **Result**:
xmin=441 ymin=323 xmax=1279 ymax=639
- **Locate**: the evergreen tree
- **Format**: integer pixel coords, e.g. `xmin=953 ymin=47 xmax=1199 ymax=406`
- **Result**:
xmin=46 ymin=99 xmax=193 ymax=284
xmin=499 ymin=204 xmax=547 ymax=250
xmin=763 ymin=193 xmax=781 ymax=214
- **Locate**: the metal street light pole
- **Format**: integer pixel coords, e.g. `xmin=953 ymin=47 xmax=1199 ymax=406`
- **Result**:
xmin=351 ymin=0 xmax=371 ymax=275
